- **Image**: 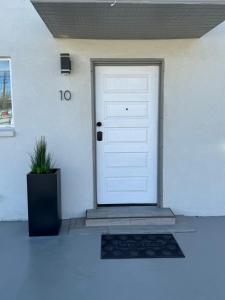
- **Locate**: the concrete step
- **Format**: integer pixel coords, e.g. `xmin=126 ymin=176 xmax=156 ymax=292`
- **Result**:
xmin=86 ymin=206 xmax=174 ymax=219
xmin=86 ymin=206 xmax=175 ymax=226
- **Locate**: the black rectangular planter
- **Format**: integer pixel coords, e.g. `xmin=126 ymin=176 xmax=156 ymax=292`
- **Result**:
xmin=27 ymin=169 xmax=61 ymax=236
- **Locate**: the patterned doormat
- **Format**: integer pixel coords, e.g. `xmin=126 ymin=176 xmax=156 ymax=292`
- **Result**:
xmin=101 ymin=234 xmax=185 ymax=259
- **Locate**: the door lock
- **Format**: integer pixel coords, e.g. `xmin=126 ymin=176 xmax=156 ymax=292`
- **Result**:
xmin=97 ymin=131 xmax=103 ymax=141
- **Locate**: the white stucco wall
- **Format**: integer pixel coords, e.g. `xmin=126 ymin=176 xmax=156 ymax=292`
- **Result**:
xmin=1 ymin=0 xmax=225 ymax=220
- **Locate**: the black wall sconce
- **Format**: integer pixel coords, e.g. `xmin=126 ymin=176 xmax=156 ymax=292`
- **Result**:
xmin=60 ymin=53 xmax=71 ymax=74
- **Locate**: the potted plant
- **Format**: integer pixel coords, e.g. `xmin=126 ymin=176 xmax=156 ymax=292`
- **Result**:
xmin=27 ymin=137 xmax=61 ymax=236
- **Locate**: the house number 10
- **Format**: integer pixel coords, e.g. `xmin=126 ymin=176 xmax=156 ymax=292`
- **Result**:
xmin=60 ymin=90 xmax=72 ymax=101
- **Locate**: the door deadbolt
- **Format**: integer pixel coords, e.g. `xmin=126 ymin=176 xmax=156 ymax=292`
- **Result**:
xmin=97 ymin=131 xmax=103 ymax=141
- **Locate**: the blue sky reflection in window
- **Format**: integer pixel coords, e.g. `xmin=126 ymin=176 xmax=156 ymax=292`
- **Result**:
xmin=0 ymin=60 xmax=12 ymax=126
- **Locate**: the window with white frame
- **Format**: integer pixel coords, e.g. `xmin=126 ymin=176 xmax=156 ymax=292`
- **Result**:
xmin=0 ymin=59 xmax=13 ymax=126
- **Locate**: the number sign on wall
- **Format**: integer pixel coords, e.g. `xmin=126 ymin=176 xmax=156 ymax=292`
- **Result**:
xmin=59 ymin=90 xmax=72 ymax=101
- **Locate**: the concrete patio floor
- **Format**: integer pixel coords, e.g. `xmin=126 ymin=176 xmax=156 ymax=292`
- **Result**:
xmin=0 ymin=216 xmax=225 ymax=300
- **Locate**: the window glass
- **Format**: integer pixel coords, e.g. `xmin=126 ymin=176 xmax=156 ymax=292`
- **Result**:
xmin=0 ymin=59 xmax=13 ymax=126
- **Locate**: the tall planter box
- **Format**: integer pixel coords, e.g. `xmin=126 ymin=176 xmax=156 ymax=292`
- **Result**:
xmin=27 ymin=169 xmax=61 ymax=236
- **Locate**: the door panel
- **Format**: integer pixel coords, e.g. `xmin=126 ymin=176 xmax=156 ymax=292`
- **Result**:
xmin=106 ymin=128 xmax=148 ymax=143
xmin=105 ymin=102 xmax=148 ymax=118
xmin=103 ymin=74 xmax=149 ymax=93
xmin=106 ymin=153 xmax=148 ymax=168
xmin=95 ymin=65 xmax=159 ymax=205
xmin=106 ymin=177 xmax=148 ymax=192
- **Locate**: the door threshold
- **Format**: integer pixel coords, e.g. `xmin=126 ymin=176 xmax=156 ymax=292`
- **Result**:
xmin=97 ymin=204 xmax=158 ymax=207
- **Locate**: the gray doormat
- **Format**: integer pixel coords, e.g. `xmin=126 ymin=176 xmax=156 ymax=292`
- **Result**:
xmin=101 ymin=234 xmax=185 ymax=259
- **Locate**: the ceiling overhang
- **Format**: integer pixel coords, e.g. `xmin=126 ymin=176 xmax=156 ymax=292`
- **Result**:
xmin=31 ymin=0 xmax=225 ymax=39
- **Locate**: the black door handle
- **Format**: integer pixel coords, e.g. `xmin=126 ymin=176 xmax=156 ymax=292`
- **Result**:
xmin=97 ymin=131 xmax=103 ymax=141
xmin=96 ymin=122 xmax=102 ymax=127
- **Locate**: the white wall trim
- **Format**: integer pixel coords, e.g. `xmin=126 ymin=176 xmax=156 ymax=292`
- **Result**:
xmin=0 ymin=127 xmax=15 ymax=137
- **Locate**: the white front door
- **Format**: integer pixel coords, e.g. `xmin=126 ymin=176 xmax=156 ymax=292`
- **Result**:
xmin=95 ymin=65 xmax=159 ymax=205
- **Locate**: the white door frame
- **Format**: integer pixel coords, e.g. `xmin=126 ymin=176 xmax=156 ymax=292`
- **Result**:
xmin=91 ymin=59 xmax=164 ymax=208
